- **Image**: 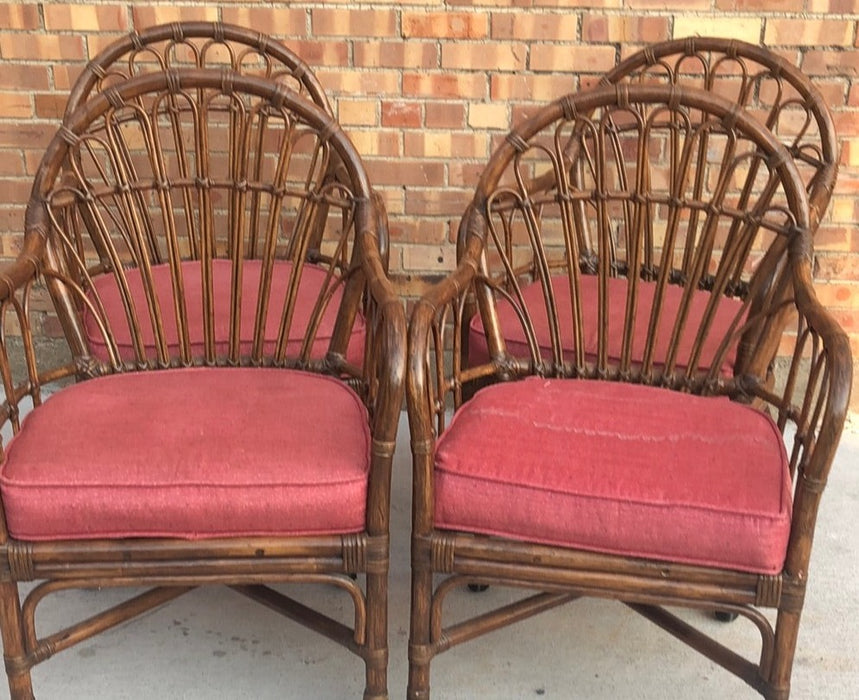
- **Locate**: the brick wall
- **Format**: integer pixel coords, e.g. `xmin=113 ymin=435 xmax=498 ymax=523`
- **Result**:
xmin=0 ymin=1 xmax=857 ymax=407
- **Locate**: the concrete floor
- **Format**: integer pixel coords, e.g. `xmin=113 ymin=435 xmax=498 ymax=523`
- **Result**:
xmin=2 ymin=414 xmax=857 ymax=699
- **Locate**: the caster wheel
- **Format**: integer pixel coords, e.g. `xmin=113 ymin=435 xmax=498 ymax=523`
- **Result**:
xmin=714 ymin=610 xmax=739 ymax=622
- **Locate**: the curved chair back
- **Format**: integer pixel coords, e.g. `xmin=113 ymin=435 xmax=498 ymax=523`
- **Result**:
xmin=600 ymin=37 xmax=838 ymax=232
xmin=66 ymin=21 xmax=332 ymax=118
xmin=29 ymin=69 xmax=374 ymax=375
xmin=462 ymin=83 xmax=810 ymax=389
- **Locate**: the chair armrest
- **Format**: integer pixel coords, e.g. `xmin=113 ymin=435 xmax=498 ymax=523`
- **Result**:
xmin=359 ymin=225 xmax=406 ymax=442
xmin=0 ymin=239 xmax=45 ymax=441
xmin=759 ymin=250 xmax=852 ymax=578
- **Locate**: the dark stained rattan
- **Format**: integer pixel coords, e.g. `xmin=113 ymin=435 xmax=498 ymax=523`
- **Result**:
xmin=65 ymin=21 xmax=333 ymax=118
xmin=63 ymin=21 xmax=390 ymax=271
xmin=601 ymin=37 xmax=839 ymax=234
xmin=0 ymin=69 xmax=405 ymax=699
xmin=407 ymin=83 xmax=851 ymax=699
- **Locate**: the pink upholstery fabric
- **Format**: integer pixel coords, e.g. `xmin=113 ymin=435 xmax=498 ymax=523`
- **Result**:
xmin=434 ymin=377 xmax=792 ymax=574
xmin=84 ymin=260 xmax=365 ymax=365
xmin=469 ymin=275 xmax=745 ymax=372
xmin=0 ymin=368 xmax=371 ymax=540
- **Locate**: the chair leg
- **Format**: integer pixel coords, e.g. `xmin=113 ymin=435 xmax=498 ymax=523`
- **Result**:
xmin=0 ymin=581 xmax=35 ymax=700
xmin=363 ymin=570 xmax=388 ymax=700
xmin=764 ymin=608 xmax=802 ymax=700
xmin=407 ymin=567 xmax=433 ymax=700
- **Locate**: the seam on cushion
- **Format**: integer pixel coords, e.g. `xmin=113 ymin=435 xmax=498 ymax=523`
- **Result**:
xmin=11 ymin=525 xmax=367 ymax=542
xmin=0 ymin=476 xmax=369 ymax=488
xmin=454 ymin=406 xmax=779 ymax=448
xmin=434 ymin=469 xmax=791 ymax=520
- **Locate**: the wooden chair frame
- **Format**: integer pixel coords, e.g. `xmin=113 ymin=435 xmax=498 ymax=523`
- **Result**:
xmin=407 ymin=84 xmax=852 ymax=699
xmin=0 ymin=69 xmax=405 ymax=700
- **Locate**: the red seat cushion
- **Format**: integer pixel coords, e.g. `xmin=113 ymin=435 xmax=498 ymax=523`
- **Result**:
xmin=469 ymin=275 xmax=744 ymax=372
xmin=0 ymin=368 xmax=370 ymax=541
xmin=434 ymin=377 xmax=792 ymax=574
xmin=84 ymin=259 xmax=365 ymax=365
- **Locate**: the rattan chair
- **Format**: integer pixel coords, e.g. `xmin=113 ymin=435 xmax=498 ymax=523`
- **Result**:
xmin=407 ymin=84 xmax=852 ymax=698
xmin=469 ymin=38 xmax=839 ymax=380
xmin=0 ymin=69 xmax=404 ymax=699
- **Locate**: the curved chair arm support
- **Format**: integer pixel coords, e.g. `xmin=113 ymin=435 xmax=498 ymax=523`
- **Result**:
xmin=781 ymin=251 xmax=852 ymax=579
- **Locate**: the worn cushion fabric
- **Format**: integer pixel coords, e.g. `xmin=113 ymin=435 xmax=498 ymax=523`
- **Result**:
xmin=84 ymin=259 xmax=365 ymax=365
xmin=434 ymin=377 xmax=792 ymax=574
xmin=469 ymin=275 xmax=744 ymax=372
xmin=0 ymin=367 xmax=370 ymax=540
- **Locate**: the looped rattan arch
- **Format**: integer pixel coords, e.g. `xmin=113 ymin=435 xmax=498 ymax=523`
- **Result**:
xmin=599 ymin=37 xmax=838 ymax=233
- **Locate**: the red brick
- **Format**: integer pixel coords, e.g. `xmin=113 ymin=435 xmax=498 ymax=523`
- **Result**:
xmin=338 ymin=100 xmax=378 ymax=127
xmin=449 ymin=161 xmax=489 ymax=187
xmin=815 ymin=252 xmax=859 ymax=280
xmin=381 ymin=102 xmax=422 ymax=128
xmin=403 ymin=12 xmax=488 ymax=39
xmin=33 ymin=94 xmax=69 ymax=121
xmin=0 ymin=4 xmax=41 ymax=30
xmin=674 ymin=16 xmax=762 ymax=43
xmin=530 ymin=45 xmax=617 ymax=73
xmin=0 ymin=34 xmax=86 ymax=61
xmin=220 ymin=8 xmax=308 ymax=36
xmin=812 ymin=225 xmax=852 ymax=252
xmin=0 ymin=180 xmax=34 ymax=207
xmin=448 ymin=0 xmax=533 ymax=7
xmin=405 ymin=188 xmax=473 ymax=217
xmin=425 ymin=102 xmax=467 ymax=129
xmin=765 ymin=19 xmax=853 ymax=47
xmin=311 ymin=9 xmax=397 ymax=38
xmin=0 ymin=65 xmax=50 ymax=91
xmin=84 ymin=34 xmax=129 ymax=62
xmin=401 ymin=243 xmax=456 ymax=272
xmin=317 ymin=69 xmax=400 ymax=97
xmin=582 ymin=15 xmax=671 ymax=43
xmin=807 ymin=0 xmax=858 ymax=10
xmin=0 ymin=124 xmax=57 ymax=151
xmin=364 ymin=159 xmax=446 ymax=187
xmin=811 ymin=282 xmax=859 ymax=308
xmin=490 ymin=12 xmax=579 ymax=41
xmin=278 ymin=40 xmax=348 ymax=67
xmin=491 ymin=74 xmax=579 ymax=102
xmin=626 ymin=0 xmax=708 ymax=7
xmin=403 ymin=73 xmax=487 ymax=100
xmin=803 ymin=49 xmax=859 ymax=77
xmin=717 ymin=0 xmax=803 ymax=9
xmin=403 ymin=132 xmax=488 ymax=159
xmin=132 ymin=6 xmax=218 ymax=26
xmin=533 ymin=0 xmax=621 ymax=6
xmin=342 ymin=129 xmax=401 ymax=158
xmin=50 ymin=65 xmax=84 ymax=93
xmin=442 ymin=42 xmax=527 ymax=72
xmin=354 ymin=42 xmax=438 ymax=70
xmin=0 ymin=153 xmax=25 ymax=177
xmin=44 ymin=4 xmax=129 ymax=32
xmin=832 ymin=112 xmax=859 ymax=137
